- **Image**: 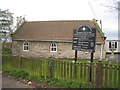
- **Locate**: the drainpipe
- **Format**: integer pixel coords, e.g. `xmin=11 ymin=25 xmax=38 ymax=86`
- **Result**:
xmin=100 ymin=42 xmax=103 ymax=60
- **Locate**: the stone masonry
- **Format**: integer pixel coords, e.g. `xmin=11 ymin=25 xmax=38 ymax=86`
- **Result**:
xmin=12 ymin=41 xmax=105 ymax=60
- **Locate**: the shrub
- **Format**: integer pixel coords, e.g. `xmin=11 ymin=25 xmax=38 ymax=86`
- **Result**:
xmin=2 ymin=66 xmax=11 ymax=73
xmin=45 ymin=78 xmax=89 ymax=88
xmin=14 ymin=70 xmax=29 ymax=78
xmin=3 ymin=67 xmax=29 ymax=79
xmin=27 ymin=75 xmax=45 ymax=83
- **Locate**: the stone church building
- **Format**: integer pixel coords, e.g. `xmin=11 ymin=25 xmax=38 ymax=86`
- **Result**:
xmin=12 ymin=19 xmax=106 ymax=60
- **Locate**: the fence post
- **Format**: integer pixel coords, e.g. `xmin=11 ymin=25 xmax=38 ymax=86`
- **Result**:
xmin=19 ymin=56 xmax=22 ymax=69
xmin=96 ymin=62 xmax=103 ymax=88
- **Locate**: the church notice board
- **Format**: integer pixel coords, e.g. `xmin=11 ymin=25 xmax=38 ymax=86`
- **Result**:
xmin=72 ymin=25 xmax=96 ymax=52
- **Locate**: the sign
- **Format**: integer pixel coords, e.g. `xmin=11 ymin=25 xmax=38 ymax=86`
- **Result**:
xmin=72 ymin=25 xmax=96 ymax=52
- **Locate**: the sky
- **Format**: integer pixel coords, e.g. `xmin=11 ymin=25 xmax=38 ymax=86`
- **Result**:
xmin=0 ymin=0 xmax=118 ymax=40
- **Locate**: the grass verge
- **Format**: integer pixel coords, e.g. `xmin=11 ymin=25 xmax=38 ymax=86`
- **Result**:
xmin=2 ymin=66 xmax=90 ymax=88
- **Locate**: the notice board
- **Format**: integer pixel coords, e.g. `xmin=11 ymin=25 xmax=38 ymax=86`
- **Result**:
xmin=72 ymin=25 xmax=96 ymax=52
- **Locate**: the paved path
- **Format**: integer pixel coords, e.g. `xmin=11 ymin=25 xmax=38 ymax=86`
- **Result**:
xmin=2 ymin=74 xmax=35 ymax=88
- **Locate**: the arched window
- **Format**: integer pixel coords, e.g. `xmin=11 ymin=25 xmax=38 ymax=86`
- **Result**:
xmin=50 ymin=43 xmax=57 ymax=52
xmin=23 ymin=41 xmax=29 ymax=51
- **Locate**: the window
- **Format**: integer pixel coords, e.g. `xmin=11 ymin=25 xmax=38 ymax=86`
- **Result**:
xmin=109 ymin=41 xmax=117 ymax=49
xmin=115 ymin=42 xmax=117 ymax=48
xmin=23 ymin=41 xmax=29 ymax=51
xmin=50 ymin=43 xmax=57 ymax=52
xmin=109 ymin=42 xmax=111 ymax=48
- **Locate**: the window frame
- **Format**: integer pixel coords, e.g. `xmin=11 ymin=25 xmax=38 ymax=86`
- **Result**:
xmin=23 ymin=41 xmax=29 ymax=51
xmin=109 ymin=41 xmax=117 ymax=49
xmin=115 ymin=42 xmax=117 ymax=48
xmin=50 ymin=42 xmax=57 ymax=52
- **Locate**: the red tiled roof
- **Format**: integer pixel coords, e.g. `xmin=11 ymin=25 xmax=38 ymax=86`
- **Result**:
xmin=13 ymin=20 xmax=105 ymax=42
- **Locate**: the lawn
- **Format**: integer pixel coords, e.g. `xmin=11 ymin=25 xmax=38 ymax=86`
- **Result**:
xmin=60 ymin=59 xmax=120 ymax=66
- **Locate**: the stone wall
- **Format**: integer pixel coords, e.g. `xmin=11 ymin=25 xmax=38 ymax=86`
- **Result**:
xmin=12 ymin=41 xmax=105 ymax=60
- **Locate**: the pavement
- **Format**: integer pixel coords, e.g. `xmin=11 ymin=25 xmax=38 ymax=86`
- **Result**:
xmin=2 ymin=73 xmax=58 ymax=89
xmin=2 ymin=74 xmax=35 ymax=88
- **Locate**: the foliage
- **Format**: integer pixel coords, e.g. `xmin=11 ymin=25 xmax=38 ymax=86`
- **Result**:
xmin=3 ymin=67 xmax=29 ymax=79
xmin=0 ymin=9 xmax=13 ymax=31
xmin=2 ymin=47 xmax=12 ymax=56
xmin=99 ymin=0 xmax=120 ymax=11
xmin=45 ymin=78 xmax=89 ymax=88
xmin=27 ymin=75 xmax=45 ymax=83
xmin=16 ymin=16 xmax=25 ymax=30
xmin=48 ymin=58 xmax=55 ymax=79
xmin=2 ymin=56 xmax=119 ymax=88
xmin=0 ymin=9 xmax=26 ymax=42
xmin=0 ymin=9 xmax=13 ymax=42
xmin=2 ymin=42 xmax=12 ymax=56
xmin=3 ymin=66 xmax=89 ymax=88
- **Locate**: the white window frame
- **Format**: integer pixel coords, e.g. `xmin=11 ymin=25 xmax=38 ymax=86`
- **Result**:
xmin=50 ymin=42 xmax=57 ymax=52
xmin=23 ymin=41 xmax=29 ymax=51
xmin=109 ymin=41 xmax=117 ymax=49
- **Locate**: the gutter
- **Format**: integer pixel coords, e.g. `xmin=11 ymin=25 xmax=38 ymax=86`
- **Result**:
xmin=13 ymin=39 xmax=103 ymax=44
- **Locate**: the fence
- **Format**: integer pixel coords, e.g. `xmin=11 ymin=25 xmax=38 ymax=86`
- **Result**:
xmin=2 ymin=56 xmax=120 ymax=88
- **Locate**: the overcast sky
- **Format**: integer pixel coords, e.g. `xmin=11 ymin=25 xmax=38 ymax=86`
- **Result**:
xmin=1 ymin=0 xmax=118 ymax=40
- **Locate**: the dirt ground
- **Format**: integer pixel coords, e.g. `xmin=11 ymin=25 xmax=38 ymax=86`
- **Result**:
xmin=2 ymin=73 xmax=58 ymax=89
xmin=2 ymin=73 xmax=39 ymax=88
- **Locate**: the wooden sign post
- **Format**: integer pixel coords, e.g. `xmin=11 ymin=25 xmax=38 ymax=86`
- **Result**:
xmin=75 ymin=50 xmax=78 ymax=62
xmin=72 ymin=25 xmax=96 ymax=82
xmin=90 ymin=52 xmax=94 ymax=82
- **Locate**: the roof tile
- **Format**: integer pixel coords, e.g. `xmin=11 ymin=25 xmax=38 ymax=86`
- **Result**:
xmin=13 ymin=20 xmax=104 ymax=42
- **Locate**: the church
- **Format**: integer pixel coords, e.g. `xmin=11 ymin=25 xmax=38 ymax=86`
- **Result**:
xmin=12 ymin=19 xmax=106 ymax=60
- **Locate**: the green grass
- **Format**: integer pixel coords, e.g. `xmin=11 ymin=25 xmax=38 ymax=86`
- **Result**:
xmin=60 ymin=59 xmax=107 ymax=63
xmin=2 ymin=65 xmax=89 ymax=88
xmin=2 ymin=56 xmax=120 ymax=88
xmin=3 ymin=67 xmax=29 ymax=79
xmin=45 ymin=78 xmax=89 ymax=88
xmin=60 ymin=59 xmax=120 ymax=66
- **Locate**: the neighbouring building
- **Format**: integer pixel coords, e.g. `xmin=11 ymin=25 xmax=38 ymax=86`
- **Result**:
xmin=104 ymin=40 xmax=120 ymax=62
xmin=12 ymin=19 xmax=106 ymax=60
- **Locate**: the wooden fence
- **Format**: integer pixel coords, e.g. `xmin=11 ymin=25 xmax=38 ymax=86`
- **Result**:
xmin=2 ymin=56 xmax=120 ymax=88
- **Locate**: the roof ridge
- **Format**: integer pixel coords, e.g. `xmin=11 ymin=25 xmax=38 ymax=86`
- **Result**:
xmin=27 ymin=20 xmax=93 ymax=23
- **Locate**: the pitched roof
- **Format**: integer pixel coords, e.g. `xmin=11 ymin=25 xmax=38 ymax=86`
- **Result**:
xmin=13 ymin=20 xmax=105 ymax=42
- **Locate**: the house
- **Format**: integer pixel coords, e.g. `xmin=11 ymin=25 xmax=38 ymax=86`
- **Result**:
xmin=12 ymin=19 xmax=106 ymax=60
xmin=104 ymin=40 xmax=120 ymax=62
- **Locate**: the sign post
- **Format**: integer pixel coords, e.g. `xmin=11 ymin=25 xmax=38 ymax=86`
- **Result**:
xmin=90 ymin=52 xmax=94 ymax=82
xmin=72 ymin=25 xmax=96 ymax=82
xmin=75 ymin=50 xmax=77 ymax=62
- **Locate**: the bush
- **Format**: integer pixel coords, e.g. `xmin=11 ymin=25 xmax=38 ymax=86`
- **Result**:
xmin=2 ymin=66 xmax=11 ymax=73
xmin=2 ymin=42 xmax=12 ymax=56
xmin=3 ymin=67 xmax=29 ymax=79
xmin=10 ymin=70 xmax=29 ymax=78
xmin=45 ymin=78 xmax=89 ymax=88
xmin=27 ymin=75 xmax=45 ymax=83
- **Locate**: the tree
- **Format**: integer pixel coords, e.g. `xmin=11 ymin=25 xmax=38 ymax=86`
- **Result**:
xmin=100 ymin=0 xmax=120 ymax=11
xmin=0 ymin=9 xmax=14 ymax=42
xmin=16 ymin=16 xmax=25 ymax=30
xmin=0 ymin=9 xmax=26 ymax=42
